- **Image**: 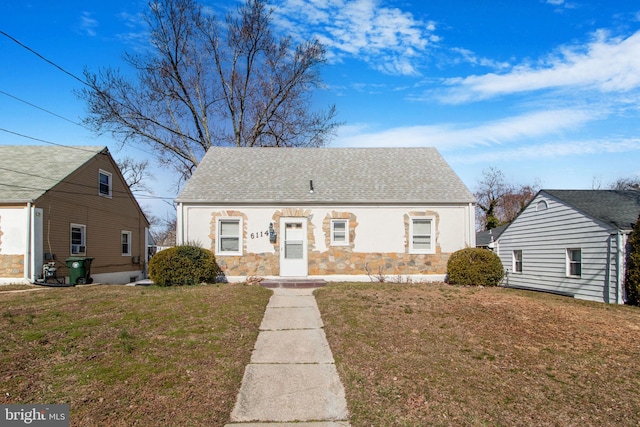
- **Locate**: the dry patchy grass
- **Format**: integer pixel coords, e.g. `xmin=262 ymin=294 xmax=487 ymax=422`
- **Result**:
xmin=315 ymin=283 xmax=640 ymax=427
xmin=0 ymin=284 xmax=271 ymax=426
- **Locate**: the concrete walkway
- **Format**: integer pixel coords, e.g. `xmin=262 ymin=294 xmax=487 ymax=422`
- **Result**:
xmin=225 ymin=287 xmax=350 ymax=427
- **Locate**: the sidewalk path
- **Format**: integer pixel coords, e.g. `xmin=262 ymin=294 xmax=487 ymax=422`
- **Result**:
xmin=225 ymin=287 xmax=350 ymax=427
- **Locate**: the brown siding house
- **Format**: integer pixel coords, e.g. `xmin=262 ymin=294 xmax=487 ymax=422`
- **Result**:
xmin=0 ymin=145 xmax=150 ymax=284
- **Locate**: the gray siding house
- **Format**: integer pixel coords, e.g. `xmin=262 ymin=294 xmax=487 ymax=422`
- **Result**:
xmin=176 ymin=147 xmax=476 ymax=282
xmin=498 ymin=190 xmax=640 ymax=304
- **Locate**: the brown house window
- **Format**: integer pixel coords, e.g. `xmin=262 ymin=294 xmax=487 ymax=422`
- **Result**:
xmin=99 ymin=170 xmax=112 ymax=198
xmin=71 ymin=224 xmax=86 ymax=255
xmin=122 ymin=231 xmax=132 ymax=256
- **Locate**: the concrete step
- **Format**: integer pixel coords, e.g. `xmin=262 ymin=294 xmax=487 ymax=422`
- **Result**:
xmin=260 ymin=278 xmax=327 ymax=289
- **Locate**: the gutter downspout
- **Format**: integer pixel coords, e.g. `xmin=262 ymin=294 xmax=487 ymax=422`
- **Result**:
xmin=468 ymin=203 xmax=476 ymax=247
xmin=25 ymin=203 xmax=33 ymax=283
xmin=176 ymin=202 xmax=184 ymax=245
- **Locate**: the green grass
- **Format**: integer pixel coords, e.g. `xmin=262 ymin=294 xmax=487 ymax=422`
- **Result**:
xmin=0 ymin=284 xmax=271 ymax=426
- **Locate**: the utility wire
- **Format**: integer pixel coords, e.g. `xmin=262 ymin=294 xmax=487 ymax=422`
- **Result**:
xmin=0 ymin=90 xmax=82 ymax=126
xmin=0 ymin=30 xmax=89 ymax=87
xmin=0 ymin=128 xmax=100 ymax=153
xmin=0 ymin=30 xmax=159 ymax=159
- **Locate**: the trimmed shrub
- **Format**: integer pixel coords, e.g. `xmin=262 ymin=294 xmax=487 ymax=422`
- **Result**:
xmin=149 ymin=245 xmax=220 ymax=286
xmin=447 ymin=247 xmax=504 ymax=287
xmin=624 ymin=213 xmax=640 ymax=305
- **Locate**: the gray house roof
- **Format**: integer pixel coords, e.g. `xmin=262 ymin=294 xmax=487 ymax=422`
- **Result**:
xmin=476 ymin=224 xmax=508 ymax=247
xmin=176 ymin=147 xmax=475 ymax=204
xmin=543 ymin=189 xmax=640 ymax=231
xmin=0 ymin=145 xmax=107 ymax=202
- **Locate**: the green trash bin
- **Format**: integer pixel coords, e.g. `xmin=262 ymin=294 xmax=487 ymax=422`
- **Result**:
xmin=66 ymin=257 xmax=94 ymax=285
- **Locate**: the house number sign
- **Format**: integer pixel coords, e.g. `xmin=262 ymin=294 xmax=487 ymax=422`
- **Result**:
xmin=250 ymin=229 xmax=270 ymax=239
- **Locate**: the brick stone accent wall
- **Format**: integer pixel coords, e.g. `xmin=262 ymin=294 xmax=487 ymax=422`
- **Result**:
xmin=0 ymin=254 xmax=24 ymax=278
xmin=208 ymin=208 xmax=451 ymax=278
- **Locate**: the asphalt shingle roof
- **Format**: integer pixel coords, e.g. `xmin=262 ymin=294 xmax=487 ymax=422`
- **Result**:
xmin=0 ymin=145 xmax=106 ymax=202
xmin=544 ymin=189 xmax=640 ymax=231
xmin=177 ymin=147 xmax=475 ymax=204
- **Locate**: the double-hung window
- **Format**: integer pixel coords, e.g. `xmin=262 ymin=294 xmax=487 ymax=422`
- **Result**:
xmin=70 ymin=224 xmax=86 ymax=255
xmin=122 ymin=231 xmax=132 ymax=256
xmin=217 ymin=218 xmax=242 ymax=255
xmin=330 ymin=219 xmax=349 ymax=246
xmin=409 ymin=217 xmax=434 ymax=254
xmin=99 ymin=170 xmax=112 ymax=198
xmin=513 ymin=250 xmax=523 ymax=273
xmin=567 ymin=248 xmax=582 ymax=277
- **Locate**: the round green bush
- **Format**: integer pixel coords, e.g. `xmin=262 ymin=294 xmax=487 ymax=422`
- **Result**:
xmin=447 ymin=247 xmax=504 ymax=286
xmin=149 ymin=245 xmax=220 ymax=286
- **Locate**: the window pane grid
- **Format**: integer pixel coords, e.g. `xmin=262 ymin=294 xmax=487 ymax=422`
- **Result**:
xmin=218 ymin=219 xmax=241 ymax=254
xmin=411 ymin=218 xmax=433 ymax=253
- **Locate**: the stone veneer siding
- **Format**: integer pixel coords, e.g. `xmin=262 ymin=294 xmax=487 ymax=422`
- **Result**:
xmin=0 ymin=255 xmax=24 ymax=278
xmin=209 ymin=208 xmax=450 ymax=277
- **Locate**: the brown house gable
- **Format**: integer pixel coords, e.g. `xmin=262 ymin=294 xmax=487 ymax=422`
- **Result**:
xmin=34 ymin=150 xmax=149 ymax=278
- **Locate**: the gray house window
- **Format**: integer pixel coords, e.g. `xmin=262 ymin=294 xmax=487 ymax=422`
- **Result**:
xmin=567 ymin=248 xmax=582 ymax=277
xmin=331 ymin=219 xmax=349 ymax=246
xmin=513 ymin=250 xmax=523 ymax=273
xmin=410 ymin=217 xmax=435 ymax=254
xmin=217 ymin=218 xmax=242 ymax=255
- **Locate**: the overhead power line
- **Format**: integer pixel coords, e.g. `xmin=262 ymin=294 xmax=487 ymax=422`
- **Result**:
xmin=0 ymin=30 xmax=89 ymax=87
xmin=0 ymin=90 xmax=82 ymax=126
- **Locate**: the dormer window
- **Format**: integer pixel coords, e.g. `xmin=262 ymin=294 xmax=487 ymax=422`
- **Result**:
xmin=99 ymin=170 xmax=112 ymax=198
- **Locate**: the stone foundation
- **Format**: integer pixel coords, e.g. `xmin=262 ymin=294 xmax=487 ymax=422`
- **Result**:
xmin=0 ymin=254 xmax=24 ymax=278
xmin=216 ymin=249 xmax=449 ymax=278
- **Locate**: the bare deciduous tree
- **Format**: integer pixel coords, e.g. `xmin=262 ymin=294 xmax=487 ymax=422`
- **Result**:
xmin=610 ymin=177 xmax=640 ymax=191
xmin=81 ymin=0 xmax=340 ymax=181
xmin=117 ymin=156 xmax=151 ymax=192
xmin=475 ymin=167 xmax=539 ymax=230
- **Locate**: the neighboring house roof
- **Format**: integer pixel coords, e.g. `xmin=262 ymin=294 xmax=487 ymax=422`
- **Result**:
xmin=543 ymin=189 xmax=640 ymax=231
xmin=0 ymin=145 xmax=107 ymax=202
xmin=177 ymin=147 xmax=475 ymax=204
xmin=476 ymin=224 xmax=508 ymax=247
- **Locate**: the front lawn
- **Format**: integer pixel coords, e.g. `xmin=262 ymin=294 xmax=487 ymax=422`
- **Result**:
xmin=0 ymin=284 xmax=271 ymax=426
xmin=315 ymin=283 xmax=640 ymax=426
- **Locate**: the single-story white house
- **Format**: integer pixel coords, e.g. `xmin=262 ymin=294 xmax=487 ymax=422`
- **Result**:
xmin=497 ymin=189 xmax=640 ymax=304
xmin=175 ymin=147 xmax=476 ymax=282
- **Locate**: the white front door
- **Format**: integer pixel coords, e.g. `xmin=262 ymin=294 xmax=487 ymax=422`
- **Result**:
xmin=279 ymin=218 xmax=308 ymax=277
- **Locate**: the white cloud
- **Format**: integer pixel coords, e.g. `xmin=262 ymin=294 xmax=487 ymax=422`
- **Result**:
xmin=450 ymin=138 xmax=640 ymax=164
xmin=78 ymin=12 xmax=98 ymax=37
xmin=438 ymin=30 xmax=640 ymax=103
xmin=334 ymin=108 xmax=596 ymax=150
xmin=272 ymin=0 xmax=436 ymax=75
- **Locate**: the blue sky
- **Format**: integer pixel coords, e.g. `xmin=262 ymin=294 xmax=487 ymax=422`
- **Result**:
xmin=2 ymin=0 xmax=640 ymax=222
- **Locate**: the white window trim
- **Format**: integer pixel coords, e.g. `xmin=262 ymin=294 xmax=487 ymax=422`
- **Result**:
xmin=330 ymin=219 xmax=349 ymax=246
xmin=70 ymin=223 xmax=86 ymax=255
xmin=566 ymin=248 xmax=582 ymax=278
xmin=216 ymin=217 xmax=243 ymax=256
xmin=409 ymin=216 xmax=435 ymax=254
xmin=99 ymin=169 xmax=112 ymax=198
xmin=513 ymin=250 xmax=523 ymax=273
xmin=121 ymin=230 xmax=132 ymax=256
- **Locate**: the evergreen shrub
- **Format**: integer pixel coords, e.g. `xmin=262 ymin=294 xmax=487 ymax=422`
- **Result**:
xmin=447 ymin=247 xmax=504 ymax=287
xmin=624 ymin=213 xmax=640 ymax=305
xmin=149 ymin=245 xmax=220 ymax=286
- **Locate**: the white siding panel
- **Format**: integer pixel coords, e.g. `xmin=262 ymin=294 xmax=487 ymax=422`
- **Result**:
xmin=498 ymin=193 xmax=621 ymax=303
